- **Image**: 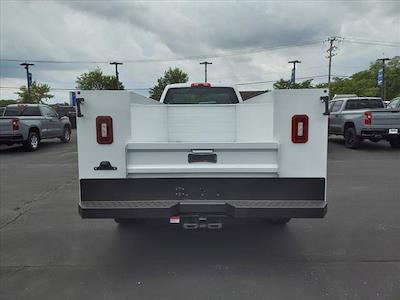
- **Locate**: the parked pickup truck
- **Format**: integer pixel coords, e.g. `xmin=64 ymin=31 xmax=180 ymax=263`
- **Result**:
xmin=76 ymin=83 xmax=329 ymax=228
xmin=328 ymin=97 xmax=400 ymax=148
xmin=0 ymin=104 xmax=72 ymax=151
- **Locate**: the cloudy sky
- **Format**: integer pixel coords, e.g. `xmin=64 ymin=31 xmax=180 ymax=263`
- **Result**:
xmin=1 ymin=0 xmax=399 ymax=103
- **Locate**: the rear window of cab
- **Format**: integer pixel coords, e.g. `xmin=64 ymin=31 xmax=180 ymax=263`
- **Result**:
xmin=345 ymin=99 xmax=384 ymax=110
xmin=4 ymin=106 xmax=41 ymax=116
xmin=164 ymin=87 xmax=239 ymax=104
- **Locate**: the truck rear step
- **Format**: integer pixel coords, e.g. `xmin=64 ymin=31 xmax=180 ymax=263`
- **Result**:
xmin=79 ymin=177 xmax=326 ymax=219
xmin=79 ymin=200 xmax=327 ymax=218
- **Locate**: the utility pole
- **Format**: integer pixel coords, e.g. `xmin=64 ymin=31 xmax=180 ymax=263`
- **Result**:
xmin=377 ymin=57 xmax=390 ymax=101
xmin=288 ymin=60 xmax=301 ymax=87
xmin=199 ymin=61 xmax=212 ymax=82
xmin=20 ymin=62 xmax=34 ymax=101
xmin=110 ymin=61 xmax=123 ymax=89
xmin=326 ymin=36 xmax=340 ymax=100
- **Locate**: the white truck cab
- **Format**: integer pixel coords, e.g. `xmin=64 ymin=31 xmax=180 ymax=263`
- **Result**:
xmin=76 ymin=83 xmax=329 ymax=228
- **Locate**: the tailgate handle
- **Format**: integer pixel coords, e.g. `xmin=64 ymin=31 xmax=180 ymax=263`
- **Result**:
xmin=188 ymin=151 xmax=217 ymax=163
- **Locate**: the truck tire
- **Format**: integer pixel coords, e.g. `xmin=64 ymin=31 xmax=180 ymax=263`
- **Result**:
xmin=268 ymin=218 xmax=291 ymax=225
xmin=389 ymin=136 xmax=400 ymax=148
xmin=344 ymin=127 xmax=362 ymax=149
xmin=60 ymin=126 xmax=71 ymax=143
xmin=23 ymin=131 xmax=40 ymax=151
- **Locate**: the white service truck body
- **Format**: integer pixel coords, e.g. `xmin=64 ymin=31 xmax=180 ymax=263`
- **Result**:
xmin=76 ymin=84 xmax=329 ymax=226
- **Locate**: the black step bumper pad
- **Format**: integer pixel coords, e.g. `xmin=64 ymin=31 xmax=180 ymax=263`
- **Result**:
xmin=79 ymin=177 xmax=327 ymax=219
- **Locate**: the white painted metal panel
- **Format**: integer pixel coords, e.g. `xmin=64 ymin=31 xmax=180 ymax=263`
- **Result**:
xmin=273 ymin=89 xmax=328 ymax=178
xmin=77 ymin=89 xmax=328 ymax=182
xmin=129 ymin=103 xmax=275 ymax=143
xmin=126 ymin=142 xmax=279 ymax=178
xmin=77 ymin=91 xmax=148 ymax=179
xmin=126 ymin=142 xmax=279 ymax=150
xmin=236 ymin=103 xmax=274 ymax=141
xmin=131 ymin=104 xmax=168 ymax=142
xmin=167 ymin=105 xmax=236 ymax=142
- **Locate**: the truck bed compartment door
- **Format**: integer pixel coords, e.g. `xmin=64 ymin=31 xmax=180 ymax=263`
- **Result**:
xmin=126 ymin=142 xmax=279 ymax=177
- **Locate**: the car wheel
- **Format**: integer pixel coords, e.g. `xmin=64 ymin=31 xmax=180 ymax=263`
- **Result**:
xmin=23 ymin=131 xmax=40 ymax=151
xmin=344 ymin=127 xmax=362 ymax=149
xmin=389 ymin=136 xmax=400 ymax=148
xmin=60 ymin=126 xmax=71 ymax=143
xmin=268 ymin=218 xmax=291 ymax=225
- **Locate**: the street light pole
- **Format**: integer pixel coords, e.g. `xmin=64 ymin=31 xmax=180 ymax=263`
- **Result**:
xmin=20 ymin=62 xmax=34 ymax=102
xmin=288 ymin=60 xmax=301 ymax=87
xmin=110 ymin=61 xmax=123 ymax=89
xmin=377 ymin=58 xmax=390 ymax=101
xmin=199 ymin=61 xmax=212 ymax=82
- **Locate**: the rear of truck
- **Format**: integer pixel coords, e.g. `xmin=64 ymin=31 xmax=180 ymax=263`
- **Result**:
xmin=0 ymin=105 xmax=33 ymax=145
xmin=361 ymin=109 xmax=400 ymax=146
xmin=77 ymin=85 xmax=329 ymax=227
xmin=0 ymin=118 xmax=24 ymax=144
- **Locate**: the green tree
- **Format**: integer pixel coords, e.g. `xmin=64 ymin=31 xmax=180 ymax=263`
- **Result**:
xmin=273 ymin=78 xmax=314 ymax=89
xmin=321 ymin=57 xmax=400 ymax=99
xmin=150 ymin=68 xmax=189 ymax=100
xmin=273 ymin=79 xmax=290 ymax=89
xmin=15 ymin=81 xmax=54 ymax=104
xmin=76 ymin=68 xmax=124 ymax=90
xmin=273 ymin=56 xmax=400 ymax=100
xmin=0 ymin=99 xmax=18 ymax=107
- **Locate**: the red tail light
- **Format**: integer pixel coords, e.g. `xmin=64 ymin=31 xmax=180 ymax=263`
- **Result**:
xmin=96 ymin=116 xmax=113 ymax=144
xmin=292 ymin=115 xmax=309 ymax=143
xmin=191 ymin=83 xmax=211 ymax=87
xmin=12 ymin=118 xmax=19 ymax=130
xmin=364 ymin=111 xmax=372 ymax=125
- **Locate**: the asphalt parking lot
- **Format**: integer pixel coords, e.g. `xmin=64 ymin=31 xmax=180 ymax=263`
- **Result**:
xmin=0 ymin=132 xmax=399 ymax=300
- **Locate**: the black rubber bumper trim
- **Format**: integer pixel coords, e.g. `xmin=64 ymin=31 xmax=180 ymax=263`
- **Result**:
xmin=80 ymin=177 xmax=325 ymax=201
xmin=0 ymin=135 xmax=23 ymax=143
xmin=79 ymin=200 xmax=327 ymax=219
xmin=361 ymin=129 xmax=400 ymax=138
xmin=79 ymin=177 xmax=327 ymax=219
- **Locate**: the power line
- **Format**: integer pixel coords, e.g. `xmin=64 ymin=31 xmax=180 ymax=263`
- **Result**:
xmin=342 ymin=36 xmax=400 ymax=46
xmin=1 ymin=74 xmax=352 ymax=90
xmin=344 ymin=40 xmax=400 ymax=47
xmin=0 ymin=40 xmax=322 ymax=64
xmin=235 ymin=74 xmax=350 ymax=86
xmin=0 ymin=86 xmax=151 ymax=91
xmin=1 ymin=38 xmax=397 ymax=66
